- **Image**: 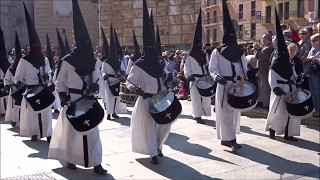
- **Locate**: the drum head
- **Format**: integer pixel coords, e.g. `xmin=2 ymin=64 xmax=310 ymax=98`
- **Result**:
xmin=197 ymin=75 xmax=215 ymax=89
xmin=227 ymin=81 xmax=257 ymax=111
xmin=148 ymin=91 xmax=174 ymax=113
xmin=285 ymin=89 xmax=314 ymax=117
xmin=227 ymin=81 xmax=256 ymax=97
xmin=67 ymin=98 xmax=96 ymax=118
xmin=25 ymin=85 xmax=44 ymax=98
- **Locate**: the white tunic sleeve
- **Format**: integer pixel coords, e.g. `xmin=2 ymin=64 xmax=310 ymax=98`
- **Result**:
xmin=184 ymin=56 xmax=192 ymax=79
xmin=126 ymin=65 xmax=140 ymax=91
xmin=14 ymin=59 xmax=25 ymax=83
xmin=209 ymin=49 xmax=220 ymax=81
xmin=4 ymin=69 xmax=13 ymax=85
xmin=55 ymin=60 xmax=68 ymax=93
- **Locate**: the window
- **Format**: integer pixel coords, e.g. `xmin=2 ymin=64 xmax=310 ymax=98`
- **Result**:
xmin=213 ymin=10 xmax=217 ymax=23
xmin=297 ymin=0 xmax=304 ymax=18
xmin=239 ymin=25 xmax=243 ymax=37
xmin=284 ymin=2 xmax=289 ymax=20
xmin=239 ymin=4 xmax=243 ymax=19
xmin=279 ymin=3 xmax=284 ymax=20
xmin=213 ymin=0 xmax=217 ymax=5
xmin=207 ymin=12 xmax=210 ymax=24
xmin=266 ymin=6 xmax=272 ymax=23
xmin=251 ymin=23 xmax=256 ymax=39
xmin=207 ymin=29 xmax=210 ymax=43
xmin=206 ymin=0 xmax=211 ymax=7
xmin=251 ymin=1 xmax=256 ymax=17
xmin=213 ymin=29 xmax=217 ymax=42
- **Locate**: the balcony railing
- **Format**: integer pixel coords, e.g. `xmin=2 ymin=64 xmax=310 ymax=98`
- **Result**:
xmin=203 ymin=0 xmax=218 ymax=8
xmin=262 ymin=10 xmax=306 ymax=24
xmin=203 ymin=17 xmax=223 ymax=25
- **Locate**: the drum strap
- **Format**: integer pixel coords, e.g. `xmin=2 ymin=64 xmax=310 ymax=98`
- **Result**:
xmin=3 ymin=98 xmax=7 ymax=111
xmin=83 ymin=135 xmax=89 ymax=168
xmin=37 ymin=68 xmax=43 ymax=85
xmin=277 ymin=80 xmax=293 ymax=92
xmin=38 ymin=113 xmax=43 ymax=138
xmin=230 ymin=63 xmax=236 ymax=82
xmin=157 ymin=78 xmax=161 ymax=92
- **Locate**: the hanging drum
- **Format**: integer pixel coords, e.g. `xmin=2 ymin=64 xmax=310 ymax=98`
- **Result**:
xmin=0 ymin=81 xmax=8 ymax=97
xmin=119 ymin=82 xmax=138 ymax=105
xmin=227 ymin=81 xmax=257 ymax=112
xmin=108 ymin=79 xmax=120 ymax=96
xmin=11 ymin=84 xmax=27 ymax=106
xmin=66 ymin=97 xmax=104 ymax=132
xmin=196 ymin=75 xmax=216 ymax=97
xmin=24 ymin=85 xmax=55 ymax=111
xmin=148 ymin=90 xmax=182 ymax=124
xmin=285 ymin=88 xmax=314 ymax=118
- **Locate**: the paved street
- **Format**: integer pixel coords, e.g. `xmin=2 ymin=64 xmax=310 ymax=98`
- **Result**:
xmin=1 ymin=100 xmax=319 ymax=179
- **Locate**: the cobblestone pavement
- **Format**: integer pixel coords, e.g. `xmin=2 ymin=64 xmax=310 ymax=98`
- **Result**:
xmin=1 ymin=100 xmax=319 ymax=179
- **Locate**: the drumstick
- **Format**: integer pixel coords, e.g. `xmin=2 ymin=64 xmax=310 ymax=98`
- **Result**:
xmin=274 ymin=96 xmax=282 ymax=113
xmin=221 ymin=85 xmax=225 ymax=108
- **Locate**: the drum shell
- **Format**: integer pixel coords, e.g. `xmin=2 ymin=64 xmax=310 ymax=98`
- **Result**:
xmin=149 ymin=95 xmax=182 ymax=125
xmin=119 ymin=82 xmax=138 ymax=105
xmin=11 ymin=85 xmax=27 ymax=106
xmin=227 ymin=82 xmax=257 ymax=111
xmin=0 ymin=89 xmax=8 ymax=98
xmin=24 ymin=85 xmax=55 ymax=111
xmin=285 ymin=90 xmax=314 ymax=117
xmin=109 ymin=82 xmax=120 ymax=96
xmin=48 ymin=83 xmax=55 ymax=93
xmin=66 ymin=98 xmax=104 ymax=132
xmin=196 ymin=76 xmax=216 ymax=97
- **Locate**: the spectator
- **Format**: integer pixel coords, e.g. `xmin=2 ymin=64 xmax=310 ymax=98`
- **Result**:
xmin=306 ymin=33 xmax=320 ymax=117
xmin=305 ymin=26 xmax=313 ymax=36
xmin=283 ymin=30 xmax=292 ymax=46
xmin=245 ymin=44 xmax=257 ymax=69
xmin=173 ymin=50 xmax=182 ymax=72
xmin=166 ymin=53 xmax=177 ymax=77
xmin=179 ymin=51 xmax=187 ymax=74
xmin=288 ymin=43 xmax=303 ymax=75
xmin=254 ymin=33 xmax=274 ymax=109
xmin=176 ymin=81 xmax=188 ymax=100
xmin=280 ymin=23 xmax=287 ymax=32
xmin=124 ymin=47 xmax=130 ymax=55
xmin=298 ymin=28 xmax=312 ymax=62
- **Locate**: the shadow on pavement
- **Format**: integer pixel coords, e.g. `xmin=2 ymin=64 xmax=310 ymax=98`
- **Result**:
xmin=52 ymin=167 xmax=115 ymax=180
xmin=230 ymin=144 xmax=320 ymax=179
xmin=22 ymin=139 xmax=50 ymax=159
xmin=106 ymin=116 xmax=131 ymax=126
xmin=136 ymin=157 xmax=218 ymax=179
xmin=240 ymin=126 xmax=269 ymax=138
xmin=178 ymin=114 xmax=216 ymax=127
xmin=166 ymin=133 xmax=235 ymax=165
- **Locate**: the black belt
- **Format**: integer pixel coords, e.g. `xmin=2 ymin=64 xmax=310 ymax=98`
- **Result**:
xmin=69 ymin=88 xmax=84 ymax=94
xmin=192 ymin=74 xmax=204 ymax=78
xmin=27 ymin=85 xmax=38 ymax=89
xmin=143 ymin=93 xmax=155 ymax=99
xmin=277 ymin=80 xmax=292 ymax=84
xmin=106 ymin=74 xmax=120 ymax=78
xmin=224 ymin=76 xmax=241 ymax=81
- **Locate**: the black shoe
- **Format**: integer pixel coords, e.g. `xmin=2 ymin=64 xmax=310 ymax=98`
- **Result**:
xmin=284 ymin=136 xmax=298 ymax=141
xmin=11 ymin=121 xmax=16 ymax=127
xmin=151 ymin=156 xmax=159 ymax=164
xmin=261 ymin=106 xmax=269 ymax=110
xmin=107 ymin=114 xmax=111 ymax=120
xmin=194 ymin=117 xmax=204 ymax=124
xmin=221 ymin=140 xmax=232 ymax=148
xmin=256 ymin=102 xmax=263 ymax=107
xmin=112 ymin=113 xmax=119 ymax=118
xmin=67 ymin=162 xmax=76 ymax=169
xmin=94 ymin=165 xmax=108 ymax=175
xmin=269 ymin=128 xmax=275 ymax=139
xmin=31 ymin=135 xmax=38 ymax=141
xmin=158 ymin=149 xmax=163 ymax=157
xmin=230 ymin=140 xmax=242 ymax=151
xmin=54 ymin=109 xmax=60 ymax=113
xmin=46 ymin=136 xmax=51 ymax=143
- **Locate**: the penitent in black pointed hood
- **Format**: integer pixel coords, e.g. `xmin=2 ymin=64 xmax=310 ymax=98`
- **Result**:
xmin=0 ymin=28 xmax=11 ymax=74
xmin=23 ymin=2 xmax=45 ymax=69
xmin=101 ymin=27 xmax=109 ymax=61
xmin=155 ymin=25 xmax=162 ymax=57
xmin=105 ymin=23 xmax=121 ymax=71
xmin=134 ymin=0 xmax=164 ymax=78
xmin=64 ymin=34 xmax=70 ymax=54
xmin=62 ymin=0 xmax=95 ymax=77
xmin=150 ymin=9 xmax=155 ymax=40
xmin=46 ymin=33 xmax=55 ymax=70
xmin=8 ymin=31 xmax=21 ymax=76
xmin=132 ymin=30 xmax=141 ymax=62
xmin=189 ymin=9 xmax=207 ymax=66
xmin=269 ymin=8 xmax=292 ymax=81
xmin=216 ymin=0 xmax=243 ymax=63
xmin=114 ymin=29 xmax=123 ymax=58
xmin=56 ymin=28 xmax=67 ymax=58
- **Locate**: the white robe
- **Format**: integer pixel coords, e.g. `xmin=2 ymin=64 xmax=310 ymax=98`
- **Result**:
xmin=184 ymin=56 xmax=211 ymax=118
xmin=127 ymin=65 xmax=173 ymax=157
xmin=101 ymin=62 xmax=127 ymax=115
xmin=209 ymin=49 xmax=248 ymax=141
xmin=265 ymin=69 xmax=301 ymax=136
xmin=4 ymin=69 xmax=21 ymax=123
xmin=126 ymin=59 xmax=134 ymax=75
xmin=48 ymin=60 xmax=102 ymax=167
xmin=14 ymin=58 xmax=53 ymax=138
xmin=94 ymin=59 xmax=105 ymax=100
xmin=0 ymin=69 xmax=8 ymax=115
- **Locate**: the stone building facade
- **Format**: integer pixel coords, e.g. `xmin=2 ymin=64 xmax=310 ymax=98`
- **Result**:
xmin=0 ymin=0 xmax=99 ymax=53
xmin=99 ymin=0 xmax=201 ymax=51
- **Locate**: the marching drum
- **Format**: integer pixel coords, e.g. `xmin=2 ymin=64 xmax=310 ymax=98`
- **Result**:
xmin=119 ymin=82 xmax=138 ymax=105
xmin=285 ymin=89 xmax=314 ymax=118
xmin=11 ymin=84 xmax=26 ymax=106
xmin=0 ymin=81 xmax=8 ymax=97
xmin=196 ymin=75 xmax=216 ymax=97
xmin=227 ymin=81 xmax=257 ymax=112
xmin=66 ymin=97 xmax=104 ymax=132
xmin=108 ymin=79 xmax=120 ymax=96
xmin=148 ymin=90 xmax=182 ymax=124
xmin=24 ymin=85 xmax=55 ymax=111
